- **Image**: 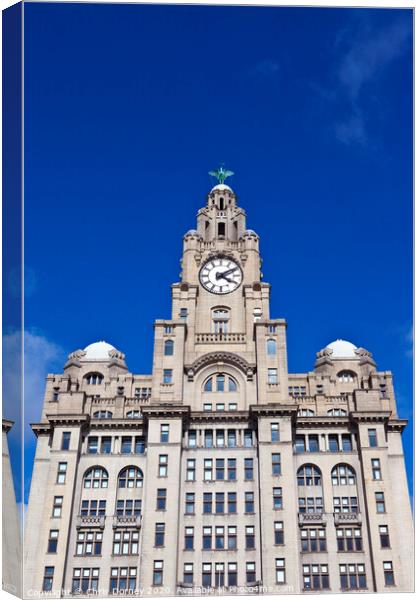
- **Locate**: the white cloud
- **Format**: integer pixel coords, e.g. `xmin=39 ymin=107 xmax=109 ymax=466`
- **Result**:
xmin=3 ymin=330 xmax=65 ymax=445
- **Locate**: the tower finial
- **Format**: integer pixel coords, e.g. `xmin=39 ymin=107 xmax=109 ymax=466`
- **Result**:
xmin=209 ymin=164 xmax=234 ymax=185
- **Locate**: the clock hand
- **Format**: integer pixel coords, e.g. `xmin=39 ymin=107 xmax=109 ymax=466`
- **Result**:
xmin=216 ymin=268 xmax=238 ymax=280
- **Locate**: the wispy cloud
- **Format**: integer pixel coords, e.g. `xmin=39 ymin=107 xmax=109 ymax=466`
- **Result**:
xmin=332 ymin=17 xmax=412 ymax=146
xmin=252 ymin=58 xmax=280 ymax=79
xmin=3 ymin=330 xmax=65 ymax=445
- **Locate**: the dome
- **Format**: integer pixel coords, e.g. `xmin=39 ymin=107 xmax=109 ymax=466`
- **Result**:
xmin=184 ymin=229 xmax=199 ymax=237
xmin=210 ymin=183 xmax=233 ymax=193
xmin=244 ymin=229 xmax=258 ymax=237
xmin=326 ymin=339 xmax=357 ymax=359
xmin=83 ymin=341 xmax=116 ymax=360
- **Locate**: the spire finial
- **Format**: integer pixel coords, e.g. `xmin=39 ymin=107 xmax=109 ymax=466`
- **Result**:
xmin=209 ymin=164 xmax=234 ymax=185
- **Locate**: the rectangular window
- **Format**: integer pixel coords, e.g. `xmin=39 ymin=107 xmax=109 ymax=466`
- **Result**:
xmin=342 ymin=434 xmax=352 ymax=452
xmin=80 ymin=499 xmax=106 ymax=517
xmin=302 ymin=564 xmax=329 ymax=590
xmin=228 ymin=458 xmax=236 ymax=480
xmin=47 ymin=530 xmax=59 ymax=553
xmin=368 ymin=428 xmax=378 ymax=447
xmin=308 ymin=435 xmax=319 ymax=452
xmin=116 ymin=499 xmax=141 ymax=517
xmin=244 ymin=458 xmax=254 ymax=480
xmin=42 ymin=567 xmax=54 ymax=592
xmin=163 ymin=369 xmax=173 ymax=384
xmin=164 ymin=325 xmax=173 ymax=334
xmin=273 ymin=487 xmax=283 ymax=510
xmin=203 ymin=493 xmax=212 ymax=514
xmin=72 ymin=568 xmax=99 ymax=594
xmin=271 ymin=423 xmax=280 ymax=442
xmin=134 ymin=436 xmax=145 ymax=454
xmin=228 ymin=492 xmax=237 ymax=514
xmin=336 ymin=528 xmax=362 ymax=552
xmin=274 ymin=521 xmax=284 ymax=545
xmin=158 ymin=454 xmax=168 ymax=477
xmin=228 ymin=563 xmax=238 ymax=586
xmin=203 ymin=403 xmax=212 ymax=412
xmin=101 ymin=436 xmax=111 ymax=454
xmin=371 ymin=458 xmax=382 ymax=480
xmin=215 ymin=526 xmax=225 ymax=550
xmin=185 ymin=493 xmax=195 ymax=514
xmin=244 ymin=430 xmax=253 ymax=447
xmin=328 ymin=435 xmax=339 ymax=452
xmin=87 ymin=436 xmax=98 ymax=454
xmin=384 ymin=562 xmax=395 ymax=586
xmin=155 ymin=523 xmax=165 ymax=547
xmin=153 ymin=561 xmax=164 ymax=586
xmin=215 ymin=562 xmax=225 ymax=587
xmin=204 ymin=458 xmax=213 ymax=481
xmin=295 ymin=435 xmax=305 ymax=453
xmin=216 ymin=458 xmax=225 ymax=480
xmin=301 ymin=528 xmax=327 ymax=552
xmin=275 ymin=558 xmax=286 ymax=584
xmin=202 ymin=563 xmax=212 ymax=587
xmin=333 ymin=497 xmax=358 ymax=514
xmin=156 ymin=488 xmax=166 ymax=510
xmin=109 ymin=567 xmax=137 ymax=593
xmin=160 ymin=424 xmax=169 ymax=443
xmin=188 ymin=430 xmax=197 ymax=447
xmin=228 ymin=402 xmax=237 ymax=411
xmin=56 ymin=462 xmax=67 ymax=484
xmin=228 ymin=526 xmax=237 ymax=550
xmin=375 ymin=492 xmax=385 ymax=513
xmin=76 ymin=531 xmax=103 ymax=556
xmin=184 ymin=527 xmax=194 ymax=550
xmin=121 ymin=437 xmax=132 ymax=454
xmin=379 ymin=525 xmax=390 ymax=548
xmin=268 ymin=368 xmax=278 ymax=384
xmin=246 ymin=562 xmax=256 ymax=585
xmin=61 ymin=431 xmax=71 ymax=450
xmin=204 ymin=430 xmax=213 ymax=448
xmin=245 ymin=491 xmax=254 ymax=514
xmin=245 ymin=526 xmax=255 ymax=549
xmin=339 ymin=564 xmax=366 ymax=590
xmin=52 ymin=496 xmax=63 ymax=517
xmin=215 ymin=492 xmax=224 ymax=514
xmin=183 ymin=563 xmax=193 ymax=585
xmin=216 ymin=403 xmax=225 ymax=412
xmin=228 ymin=429 xmax=237 ymax=448
xmin=180 ymin=307 xmax=188 ymax=319
xmin=203 ymin=526 xmax=212 ymax=550
xmin=186 ymin=459 xmax=196 ymax=481
xmin=272 ymin=453 xmax=281 ymax=476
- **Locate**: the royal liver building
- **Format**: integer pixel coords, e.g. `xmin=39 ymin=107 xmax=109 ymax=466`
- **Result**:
xmin=25 ymin=171 xmax=413 ymax=596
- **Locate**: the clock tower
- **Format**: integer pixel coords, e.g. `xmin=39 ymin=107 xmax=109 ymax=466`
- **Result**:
xmin=150 ymin=170 xmax=290 ymax=410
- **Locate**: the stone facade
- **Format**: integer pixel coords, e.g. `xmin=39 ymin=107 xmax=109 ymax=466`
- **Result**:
xmin=24 ymin=181 xmax=413 ymax=597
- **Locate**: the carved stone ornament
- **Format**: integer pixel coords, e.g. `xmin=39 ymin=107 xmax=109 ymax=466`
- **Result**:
xmin=108 ymin=349 xmax=126 ymax=360
xmin=316 ymin=347 xmax=333 ymax=359
xmin=355 ymin=347 xmax=372 ymax=358
xmin=67 ymin=349 xmax=86 ymax=361
xmin=185 ymin=351 xmax=256 ymax=379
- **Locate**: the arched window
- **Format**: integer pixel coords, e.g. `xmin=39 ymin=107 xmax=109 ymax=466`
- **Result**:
xmin=267 ymin=339 xmax=277 ymax=356
xmin=297 ymin=465 xmax=322 ymax=487
xmin=83 ymin=467 xmax=109 ymax=489
xmin=212 ymin=308 xmax=230 ymax=334
xmin=298 ymin=409 xmax=315 ymax=417
xmin=126 ymin=410 xmax=141 ymax=419
xmin=85 ymin=373 xmax=103 ymax=385
xmin=118 ymin=467 xmax=143 ymax=489
xmin=203 ymin=373 xmax=238 ymax=393
xmin=337 ymin=371 xmax=356 ymax=383
xmin=164 ymin=340 xmax=174 ymax=356
xmin=327 ymin=408 xmax=347 ymax=416
xmin=332 ymin=464 xmax=356 ymax=486
xmin=93 ymin=410 xmax=113 ymax=419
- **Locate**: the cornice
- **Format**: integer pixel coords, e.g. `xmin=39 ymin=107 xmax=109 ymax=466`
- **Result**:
xmin=387 ymin=418 xmax=408 ymax=433
xmin=90 ymin=419 xmax=146 ymax=430
xmin=295 ymin=416 xmax=354 ymax=428
xmin=31 ymin=422 xmax=52 ymax=436
xmin=350 ymin=410 xmax=391 ymax=423
xmin=46 ymin=414 xmax=90 ymax=428
xmin=249 ymin=404 xmax=297 ymax=419
xmin=142 ymin=405 xmax=191 ymax=421
xmin=190 ymin=410 xmax=250 ymax=424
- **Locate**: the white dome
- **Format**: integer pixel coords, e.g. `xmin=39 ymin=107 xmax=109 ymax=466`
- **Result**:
xmin=327 ymin=339 xmax=357 ymax=359
xmin=83 ymin=341 xmax=116 ymax=360
xmin=210 ymin=183 xmax=233 ymax=192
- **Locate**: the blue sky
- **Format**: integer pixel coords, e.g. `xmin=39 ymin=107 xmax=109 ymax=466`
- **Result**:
xmin=14 ymin=3 xmax=413 ymax=502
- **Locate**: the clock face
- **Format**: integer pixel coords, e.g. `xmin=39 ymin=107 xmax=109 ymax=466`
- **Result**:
xmin=199 ymin=257 xmax=243 ymax=294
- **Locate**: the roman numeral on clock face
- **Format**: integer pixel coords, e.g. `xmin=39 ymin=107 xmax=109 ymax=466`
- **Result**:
xmin=199 ymin=256 xmax=243 ymax=295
